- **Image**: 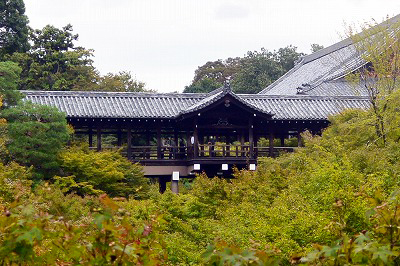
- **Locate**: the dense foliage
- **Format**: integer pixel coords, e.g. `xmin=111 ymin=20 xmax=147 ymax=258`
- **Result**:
xmin=58 ymin=145 xmax=150 ymax=198
xmin=0 ymin=61 xmax=23 ymax=106
xmin=2 ymin=102 xmax=70 ymax=179
xmin=184 ymin=46 xmax=305 ymax=94
xmin=0 ymin=102 xmax=398 ymax=264
xmin=0 ymin=0 xmax=30 ymax=60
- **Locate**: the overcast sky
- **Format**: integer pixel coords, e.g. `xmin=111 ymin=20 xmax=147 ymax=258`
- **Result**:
xmin=23 ymin=0 xmax=400 ymax=93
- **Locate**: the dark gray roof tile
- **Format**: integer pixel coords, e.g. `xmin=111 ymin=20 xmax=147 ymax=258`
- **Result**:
xmin=21 ymin=90 xmax=370 ymax=121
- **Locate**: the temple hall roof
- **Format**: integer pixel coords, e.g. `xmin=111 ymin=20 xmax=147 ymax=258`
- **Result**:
xmin=259 ymin=14 xmax=400 ymax=97
xmin=22 ymin=90 xmax=370 ymax=121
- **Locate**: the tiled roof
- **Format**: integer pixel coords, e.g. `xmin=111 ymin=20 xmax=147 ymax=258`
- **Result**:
xmin=23 ymin=91 xmax=205 ymax=119
xmin=259 ymin=14 xmax=400 ymax=96
xmin=22 ymin=90 xmax=370 ymax=121
xmin=303 ymin=79 xmax=369 ymax=97
xmin=259 ymin=43 xmax=366 ymax=96
xmin=180 ymin=85 xmax=272 ymax=116
xmin=241 ymin=94 xmax=370 ymax=120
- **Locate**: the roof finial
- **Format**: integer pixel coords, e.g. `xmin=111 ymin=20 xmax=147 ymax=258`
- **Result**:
xmin=224 ymin=76 xmax=231 ymax=91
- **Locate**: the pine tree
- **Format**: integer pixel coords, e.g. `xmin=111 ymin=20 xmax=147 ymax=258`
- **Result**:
xmin=0 ymin=0 xmax=30 ymax=59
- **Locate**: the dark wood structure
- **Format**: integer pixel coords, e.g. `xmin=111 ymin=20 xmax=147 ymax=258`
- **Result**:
xmin=23 ymin=82 xmax=369 ymax=192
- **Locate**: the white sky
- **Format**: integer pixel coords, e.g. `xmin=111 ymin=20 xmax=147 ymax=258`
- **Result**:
xmin=24 ymin=0 xmax=400 ymax=93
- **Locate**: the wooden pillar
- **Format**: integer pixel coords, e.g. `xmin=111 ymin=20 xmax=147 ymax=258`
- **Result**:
xmin=88 ymin=128 xmax=93 ymax=147
xmin=127 ymin=126 xmax=132 ymax=160
xmin=145 ymin=129 xmax=150 ymax=159
xmin=117 ymin=129 xmax=122 ymax=147
xmin=280 ymin=134 xmax=285 ymax=147
xmin=186 ymin=131 xmax=191 ymax=159
xmin=159 ymin=177 xmax=167 ymax=193
xmin=194 ymin=119 xmax=198 ymax=159
xmin=297 ymin=130 xmax=303 ymax=147
xmin=240 ymin=129 xmax=245 ymax=156
xmin=269 ymin=131 xmax=274 ymax=157
xmin=226 ymin=135 xmax=230 ymax=157
xmin=96 ymin=127 xmax=102 ymax=151
xmin=157 ymin=125 xmax=162 ymax=159
xmin=254 ymin=133 xmax=258 ymax=158
xmin=249 ymin=118 xmax=254 ymax=159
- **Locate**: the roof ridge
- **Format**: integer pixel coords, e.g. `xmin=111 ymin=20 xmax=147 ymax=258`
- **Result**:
xmin=20 ymin=90 xmax=207 ymax=98
xmin=240 ymin=94 xmax=370 ymax=100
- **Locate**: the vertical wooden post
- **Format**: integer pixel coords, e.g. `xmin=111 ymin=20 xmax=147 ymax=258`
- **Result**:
xmin=249 ymin=118 xmax=254 ymax=159
xmin=186 ymin=131 xmax=191 ymax=159
xmin=297 ymin=130 xmax=303 ymax=147
xmin=280 ymin=134 xmax=285 ymax=147
xmin=88 ymin=128 xmax=93 ymax=147
xmin=174 ymin=129 xmax=178 ymax=159
xmin=159 ymin=177 xmax=167 ymax=193
xmin=269 ymin=131 xmax=274 ymax=157
xmin=127 ymin=126 xmax=132 ymax=160
xmin=254 ymin=133 xmax=258 ymax=158
xmin=96 ymin=127 xmax=102 ymax=152
xmin=226 ymin=135 xmax=230 ymax=157
xmin=157 ymin=124 xmax=162 ymax=159
xmin=240 ymin=130 xmax=245 ymax=156
xmin=117 ymin=128 xmax=122 ymax=147
xmin=194 ymin=119 xmax=198 ymax=159
xmin=145 ymin=129 xmax=150 ymax=159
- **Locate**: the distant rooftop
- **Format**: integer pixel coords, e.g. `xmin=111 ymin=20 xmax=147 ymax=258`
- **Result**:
xmin=259 ymin=14 xmax=400 ymax=96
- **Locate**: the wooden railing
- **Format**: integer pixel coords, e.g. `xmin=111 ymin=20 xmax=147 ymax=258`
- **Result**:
xmin=198 ymin=144 xmax=250 ymax=158
xmin=90 ymin=145 xmax=296 ymax=160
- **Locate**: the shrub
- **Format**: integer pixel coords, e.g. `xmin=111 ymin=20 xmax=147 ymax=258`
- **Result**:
xmin=59 ymin=145 xmax=150 ymax=198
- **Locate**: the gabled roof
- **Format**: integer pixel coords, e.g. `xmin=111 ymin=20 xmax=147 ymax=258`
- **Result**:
xmin=22 ymin=90 xmax=370 ymax=121
xmin=259 ymin=14 xmax=400 ymax=96
xmin=179 ymin=85 xmax=272 ymax=117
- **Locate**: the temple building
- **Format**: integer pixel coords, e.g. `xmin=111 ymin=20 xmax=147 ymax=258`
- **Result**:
xmin=22 ymin=14 xmax=400 ymax=192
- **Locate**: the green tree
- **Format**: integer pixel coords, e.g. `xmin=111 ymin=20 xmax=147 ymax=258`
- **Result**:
xmin=274 ymin=45 xmax=305 ymax=73
xmin=184 ymin=46 xmax=304 ymax=94
xmin=9 ymin=24 xmax=97 ymax=91
xmin=232 ymin=48 xmax=284 ymax=94
xmin=87 ymin=71 xmax=151 ymax=92
xmin=183 ymin=77 xmax=222 ymax=93
xmin=58 ymin=145 xmax=150 ymax=198
xmin=2 ymin=101 xmax=70 ymax=179
xmin=310 ymin=43 xmax=324 ymax=53
xmin=0 ymin=61 xmax=23 ymax=107
xmin=0 ymin=0 xmax=30 ymax=60
xmin=183 ymin=58 xmax=240 ymax=93
xmin=348 ymin=17 xmax=400 ymax=146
